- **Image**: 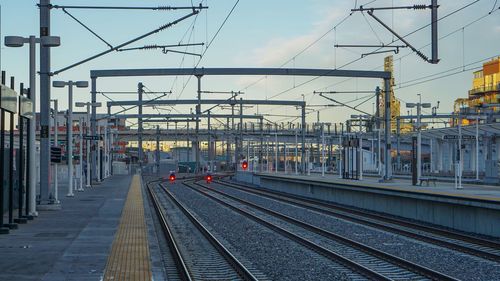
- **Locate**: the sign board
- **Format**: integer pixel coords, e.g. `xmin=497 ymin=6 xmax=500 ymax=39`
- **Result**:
xmin=50 ymin=146 xmax=62 ymax=163
xmin=19 ymin=96 xmax=34 ymax=119
xmin=0 ymin=84 xmax=18 ymax=113
xmin=443 ymin=135 xmax=476 ymax=140
xmin=83 ymin=135 xmax=100 ymax=140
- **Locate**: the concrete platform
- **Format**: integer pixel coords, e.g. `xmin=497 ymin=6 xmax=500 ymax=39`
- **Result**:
xmin=0 ymin=175 xmax=132 ymax=281
xmin=235 ymin=171 xmax=500 ymax=238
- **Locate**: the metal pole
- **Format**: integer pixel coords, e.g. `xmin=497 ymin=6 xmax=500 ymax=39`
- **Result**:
xmin=67 ymin=83 xmax=74 ymax=197
xmin=301 ymin=105 xmax=306 ymax=174
xmin=97 ymin=126 xmax=101 ymax=180
xmin=239 ymin=98 xmax=243 ymax=164
xmin=295 ymin=129 xmax=298 ymax=175
xmin=196 ymin=76 xmax=202 ymax=173
xmin=275 ymin=132 xmax=278 ymax=173
xmin=383 ymin=78 xmax=392 ymax=180
xmin=417 ymin=103 xmax=422 ymax=182
xmin=28 ymin=36 xmax=37 ymax=216
xmin=266 ymin=139 xmax=269 ymax=172
xmin=156 ymin=125 xmax=160 ymax=175
xmin=138 ymin=82 xmax=143 ymax=170
xmin=458 ymin=116 xmax=463 ymax=189
xmin=396 ymin=117 xmax=401 ymax=170
xmin=16 ymin=85 xmax=26 ymax=223
xmin=476 ymin=115 xmax=479 ymax=180
xmin=7 ymin=78 xmax=16 ymax=228
xmin=321 ymin=124 xmax=325 ymax=177
xmin=86 ymin=103 xmax=91 ymax=187
xmin=53 ymin=101 xmax=59 ymax=202
xmin=338 ymin=135 xmax=342 ymax=178
xmin=78 ymin=117 xmax=84 ymax=191
xmin=208 ymin=110 xmax=211 ymax=172
xmin=260 ymin=117 xmax=264 ymax=173
xmin=91 ymin=77 xmax=97 ymax=182
xmin=359 ymin=135 xmax=363 ymax=180
xmin=39 ymin=0 xmax=53 ymax=205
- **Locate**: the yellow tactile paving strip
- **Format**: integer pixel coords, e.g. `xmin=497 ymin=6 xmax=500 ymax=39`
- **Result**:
xmin=103 ymin=175 xmax=152 ymax=281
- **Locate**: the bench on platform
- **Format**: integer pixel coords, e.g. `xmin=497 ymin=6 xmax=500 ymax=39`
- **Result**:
xmin=419 ymin=177 xmax=437 ymax=186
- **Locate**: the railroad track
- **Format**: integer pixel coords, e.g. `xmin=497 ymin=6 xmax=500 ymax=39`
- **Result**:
xmin=216 ymin=179 xmax=500 ymax=263
xmin=146 ymin=180 xmax=258 ymax=281
xmin=185 ymin=180 xmax=457 ymax=281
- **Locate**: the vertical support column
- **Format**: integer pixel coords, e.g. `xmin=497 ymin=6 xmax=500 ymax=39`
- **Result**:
xmin=39 ymin=0 xmax=52 ymax=205
xmin=396 ymin=117 xmax=401 ymax=170
xmin=86 ymin=103 xmax=91 ymax=187
xmin=156 ymin=125 xmax=160 ymax=175
xmin=67 ymin=83 xmax=74 ymax=196
xmin=28 ymin=37 xmax=37 ymax=216
xmin=383 ymin=78 xmax=392 ymax=180
xmin=301 ymin=104 xmax=306 ymax=174
xmin=8 ymin=77 xmax=17 ymax=228
xmin=259 ymin=117 xmax=264 ymax=173
xmin=195 ymin=76 xmax=202 ymax=173
xmin=138 ymin=83 xmax=143 ymax=169
xmin=239 ymin=98 xmax=243 ymax=163
xmin=91 ymin=77 xmax=97 ymax=182
xmin=78 ymin=117 xmax=84 ymax=191
xmin=208 ymin=110 xmax=211 ymax=172
xmin=476 ymin=116 xmax=480 ymax=180
xmin=53 ymin=101 xmax=59 ymax=202
xmin=0 ymin=72 xmax=6 ymax=233
xmin=431 ymin=0 xmax=439 ymax=64
xmin=16 ymin=84 xmax=27 ymax=223
xmin=275 ymin=132 xmax=278 ymax=173
xmin=226 ymin=118 xmax=230 ymax=167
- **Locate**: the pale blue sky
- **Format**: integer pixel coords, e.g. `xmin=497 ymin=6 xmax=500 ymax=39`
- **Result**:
xmin=1 ymin=0 xmax=499 ymax=128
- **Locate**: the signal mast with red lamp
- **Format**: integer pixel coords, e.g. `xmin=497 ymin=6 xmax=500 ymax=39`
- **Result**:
xmin=205 ymin=173 xmax=213 ymax=184
xmin=242 ymin=160 xmax=248 ymax=171
xmin=169 ymin=171 xmax=176 ymax=183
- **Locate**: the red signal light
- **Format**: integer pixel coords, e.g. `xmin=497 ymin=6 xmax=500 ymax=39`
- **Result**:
xmin=242 ymin=161 xmax=248 ymax=170
xmin=169 ymin=173 xmax=176 ymax=182
xmin=206 ymin=174 xmax=213 ymax=183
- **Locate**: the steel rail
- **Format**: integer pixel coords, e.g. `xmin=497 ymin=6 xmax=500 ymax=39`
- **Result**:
xmin=159 ymin=182 xmax=259 ymax=281
xmin=195 ymin=181 xmax=458 ymax=281
xmin=146 ymin=182 xmax=192 ymax=281
xmin=182 ymin=181 xmax=390 ymax=281
xmin=217 ymin=180 xmax=500 ymax=262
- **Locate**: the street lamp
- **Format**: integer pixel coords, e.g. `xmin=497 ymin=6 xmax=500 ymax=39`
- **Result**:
xmin=406 ymin=100 xmax=431 ymax=184
xmin=4 ymin=35 xmax=60 ymax=213
xmin=52 ymin=80 xmax=88 ymax=197
xmin=75 ymin=102 xmax=102 ymax=188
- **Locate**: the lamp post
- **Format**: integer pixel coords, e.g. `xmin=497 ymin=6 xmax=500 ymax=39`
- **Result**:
xmin=50 ymin=99 xmax=59 ymax=203
xmin=4 ymin=35 xmax=60 ymax=212
xmin=53 ymin=80 xmax=88 ymax=197
xmin=406 ymin=98 xmax=432 ymax=183
xmin=76 ymin=102 xmax=102 ymax=187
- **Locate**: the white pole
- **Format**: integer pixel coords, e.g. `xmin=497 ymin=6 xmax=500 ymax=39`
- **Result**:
xmin=295 ymin=129 xmax=298 ymax=175
xmin=97 ymin=125 xmax=101 ymax=181
xmin=109 ymin=128 xmax=114 ymax=176
xmin=86 ymin=103 xmax=91 ymax=187
xmin=67 ymin=83 xmax=74 ymax=197
xmin=377 ymin=129 xmax=381 ymax=175
xmin=307 ymin=146 xmax=311 ymax=176
xmin=284 ymin=143 xmax=288 ymax=174
xmin=266 ymin=139 xmax=269 ymax=172
xmin=53 ymin=100 xmax=59 ymax=202
xmin=359 ymin=135 xmax=363 ymax=180
xmin=429 ymin=138 xmax=433 ymax=173
xmin=104 ymin=124 xmax=108 ymax=178
xmin=28 ymin=36 xmax=38 ymax=216
xmin=417 ymin=104 xmax=422 ymax=182
xmin=275 ymin=133 xmax=278 ymax=173
xmin=458 ymin=117 xmax=463 ymax=189
xmin=321 ymin=125 xmax=325 ymax=177
xmin=78 ymin=117 xmax=84 ymax=191
xmin=338 ymin=135 xmax=342 ymax=178
xmin=476 ymin=115 xmax=479 ymax=180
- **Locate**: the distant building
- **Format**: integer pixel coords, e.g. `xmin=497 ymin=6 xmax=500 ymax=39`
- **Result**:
xmin=453 ymin=57 xmax=500 ymax=125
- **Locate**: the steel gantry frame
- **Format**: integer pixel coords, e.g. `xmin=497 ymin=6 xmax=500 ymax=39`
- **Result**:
xmin=90 ymin=67 xmax=391 ymax=178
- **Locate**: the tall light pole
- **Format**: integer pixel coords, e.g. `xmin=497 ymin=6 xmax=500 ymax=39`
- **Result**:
xmin=53 ymin=80 xmax=88 ymax=197
xmin=406 ymin=99 xmax=431 ymax=183
xmin=76 ymin=102 xmax=101 ymax=187
xmin=50 ymin=99 xmax=59 ymax=203
xmin=4 ymin=35 xmax=60 ymax=212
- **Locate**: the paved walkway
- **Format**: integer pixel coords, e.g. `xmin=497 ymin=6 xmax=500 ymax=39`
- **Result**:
xmin=257 ymin=172 xmax=500 ymax=201
xmin=0 ymin=175 xmax=132 ymax=281
xmin=103 ymin=175 xmax=152 ymax=281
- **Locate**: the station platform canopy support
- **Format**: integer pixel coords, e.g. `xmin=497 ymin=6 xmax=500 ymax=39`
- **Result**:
xmin=90 ymin=67 xmax=391 ymax=179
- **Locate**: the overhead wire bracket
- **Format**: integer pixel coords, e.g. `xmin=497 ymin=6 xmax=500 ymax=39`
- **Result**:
xmin=349 ymin=1 xmax=439 ymax=64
